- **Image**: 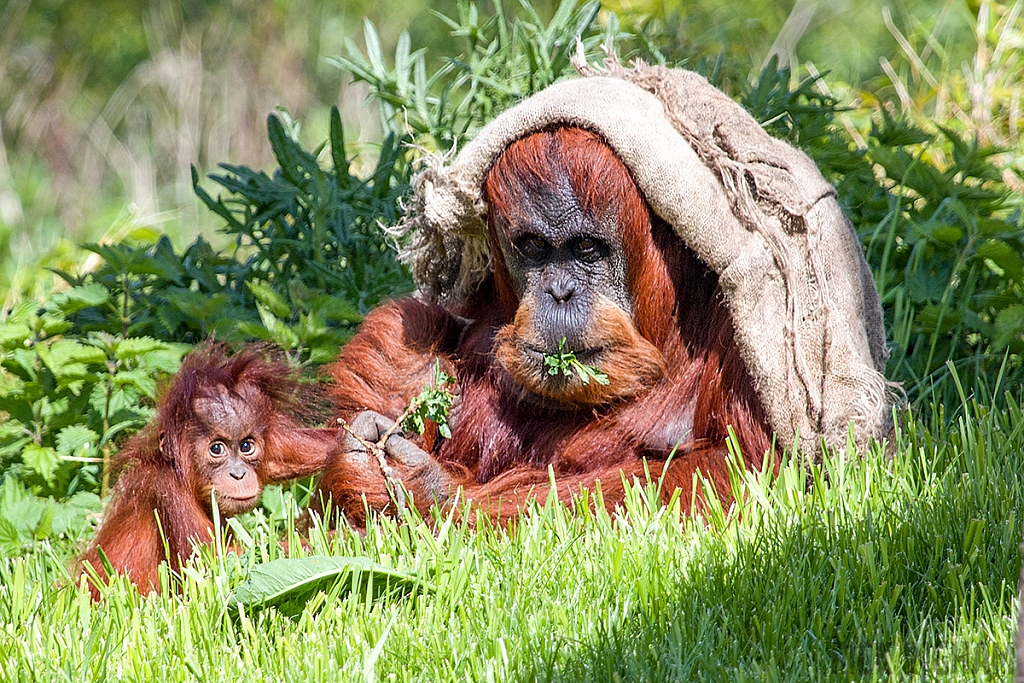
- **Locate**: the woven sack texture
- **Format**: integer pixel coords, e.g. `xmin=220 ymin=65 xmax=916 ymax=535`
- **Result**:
xmin=397 ymin=59 xmax=894 ymax=457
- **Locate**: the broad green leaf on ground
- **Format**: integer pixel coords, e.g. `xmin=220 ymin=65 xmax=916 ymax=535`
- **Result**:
xmin=229 ymin=556 xmax=432 ymax=618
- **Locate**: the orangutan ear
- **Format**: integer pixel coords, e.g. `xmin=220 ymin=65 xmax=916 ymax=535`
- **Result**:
xmin=158 ymin=431 xmax=173 ymax=462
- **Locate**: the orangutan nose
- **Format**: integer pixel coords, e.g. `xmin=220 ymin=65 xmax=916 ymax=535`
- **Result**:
xmin=547 ymin=278 xmax=576 ymax=303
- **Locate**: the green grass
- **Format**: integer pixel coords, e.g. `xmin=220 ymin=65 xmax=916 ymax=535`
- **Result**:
xmin=1 ymin=374 xmax=1021 ymax=681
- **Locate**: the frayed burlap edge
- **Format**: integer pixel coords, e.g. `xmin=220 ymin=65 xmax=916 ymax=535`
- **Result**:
xmin=394 ymin=51 xmax=898 ymax=458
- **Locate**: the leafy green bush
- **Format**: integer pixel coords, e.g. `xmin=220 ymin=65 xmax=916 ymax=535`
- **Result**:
xmin=190 ymin=107 xmax=414 ymax=363
xmin=333 ymin=0 xmax=610 ymax=151
xmin=0 ymin=286 xmax=187 ymax=498
xmin=0 ymin=103 xmax=417 ymax=500
xmin=58 ymin=236 xmax=249 ymax=343
xmin=862 ymin=118 xmax=1023 ymax=404
xmin=56 ymin=108 xmax=414 ymax=366
xmin=0 ymin=476 xmax=99 ymax=558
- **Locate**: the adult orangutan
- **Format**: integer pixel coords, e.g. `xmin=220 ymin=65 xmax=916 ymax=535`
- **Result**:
xmin=78 ymin=344 xmax=335 ymax=598
xmin=202 ymin=69 xmax=891 ymax=527
xmin=315 ymin=126 xmax=772 ymax=524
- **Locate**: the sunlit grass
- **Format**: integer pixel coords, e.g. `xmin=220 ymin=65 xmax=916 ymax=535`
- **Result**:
xmin=2 ymin=2 xmax=1023 ymax=679
xmin=1 ymin=378 xmax=1020 ymax=682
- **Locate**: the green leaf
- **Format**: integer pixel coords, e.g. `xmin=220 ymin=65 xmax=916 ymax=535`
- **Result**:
xmin=362 ymin=20 xmax=387 ymax=79
xmin=2 ymin=349 xmax=39 ymax=385
xmin=543 ymin=337 xmax=607 ymax=384
xmin=40 ymin=339 xmax=106 ymax=380
xmin=113 ymin=336 xmax=169 ymax=361
xmin=306 ymin=295 xmax=362 ymax=323
xmin=905 ymin=270 xmax=947 ymax=304
xmin=913 ymin=221 xmax=963 ymax=247
xmin=871 ymin=111 xmax=932 ymax=147
xmin=45 ymin=283 xmax=111 ymax=317
xmin=164 ymin=289 xmax=235 ymax=323
xmin=101 ymin=417 xmax=149 ymax=445
xmin=33 ymin=504 xmax=54 ymax=540
xmin=256 ymin=304 xmax=300 ymax=349
xmin=89 ymin=382 xmax=146 ymax=419
xmin=38 ymin=396 xmax=70 ymax=423
xmin=0 ymin=309 xmax=33 ymax=347
xmin=0 ymin=505 xmax=37 ymax=543
xmin=976 ymin=239 xmax=1024 ymax=283
xmin=50 ymin=492 xmax=102 ymax=538
xmin=395 ymin=31 xmax=411 ymax=96
xmin=234 ymin=321 xmax=273 ymax=341
xmin=401 ymin=362 xmax=456 ymax=438
xmin=229 ymin=556 xmax=431 ymax=618
xmin=0 ymin=434 xmax=31 ymax=460
xmin=133 ymin=343 xmax=188 ymax=375
xmin=0 ymin=514 xmax=20 ymax=555
xmin=111 ymin=368 xmax=157 ymax=396
xmin=267 ymin=114 xmax=321 ymax=189
xmin=55 ymin=425 xmax=100 ymax=457
xmin=572 ymin=359 xmax=609 ymax=385
xmin=106 ymin=386 xmax=146 ymax=419
xmin=21 ymin=444 xmax=61 ymax=483
xmin=994 ymin=305 xmax=1024 ymax=350
xmin=914 ymin=303 xmax=961 ymax=335
xmin=329 ymin=106 xmax=350 ymax=187
xmin=247 ymin=281 xmax=293 ymax=320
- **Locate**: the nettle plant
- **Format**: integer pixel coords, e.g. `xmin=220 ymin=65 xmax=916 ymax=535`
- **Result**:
xmin=0 ymin=285 xmax=187 ymax=498
xmin=401 ymin=362 xmax=457 ymax=440
xmin=544 ymin=338 xmax=609 ymax=386
xmin=332 ymin=0 xmax=618 ymax=152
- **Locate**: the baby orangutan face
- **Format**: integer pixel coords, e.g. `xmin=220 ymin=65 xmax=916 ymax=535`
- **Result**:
xmin=190 ymin=384 xmax=268 ymax=516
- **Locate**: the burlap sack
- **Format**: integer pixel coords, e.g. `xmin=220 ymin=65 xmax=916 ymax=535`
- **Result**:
xmin=396 ymin=56 xmax=895 ymax=458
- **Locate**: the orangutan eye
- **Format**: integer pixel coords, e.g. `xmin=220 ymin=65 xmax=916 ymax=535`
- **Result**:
xmin=515 ymin=234 xmax=551 ymax=262
xmin=239 ymin=438 xmax=256 ymax=456
xmin=209 ymin=441 xmax=226 ymax=457
xmin=572 ymin=236 xmax=608 ymax=263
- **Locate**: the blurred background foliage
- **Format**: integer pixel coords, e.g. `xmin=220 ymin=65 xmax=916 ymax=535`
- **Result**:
xmin=0 ymin=0 xmax=1004 ymax=303
xmin=0 ymin=0 xmax=1022 ymax=511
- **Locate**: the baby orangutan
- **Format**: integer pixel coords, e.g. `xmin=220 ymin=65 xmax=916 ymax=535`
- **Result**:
xmin=78 ymin=344 xmax=336 ymax=598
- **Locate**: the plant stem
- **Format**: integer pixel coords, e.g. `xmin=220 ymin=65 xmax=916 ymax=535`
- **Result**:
xmin=101 ymin=364 xmax=114 ymax=498
xmin=121 ymin=272 xmax=129 ymax=339
xmin=337 ymin=416 xmax=412 ymax=514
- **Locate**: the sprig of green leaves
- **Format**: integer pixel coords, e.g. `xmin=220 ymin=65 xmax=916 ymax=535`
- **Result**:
xmin=543 ymin=338 xmax=609 ymax=386
xmin=401 ymin=361 xmax=457 ymax=439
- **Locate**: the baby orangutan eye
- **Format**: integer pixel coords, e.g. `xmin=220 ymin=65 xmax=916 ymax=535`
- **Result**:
xmin=209 ymin=441 xmax=226 ymax=457
xmin=239 ymin=438 xmax=256 ymax=456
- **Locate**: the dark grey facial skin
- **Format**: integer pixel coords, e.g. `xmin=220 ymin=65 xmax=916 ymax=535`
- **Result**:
xmin=493 ymin=172 xmax=631 ymax=353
